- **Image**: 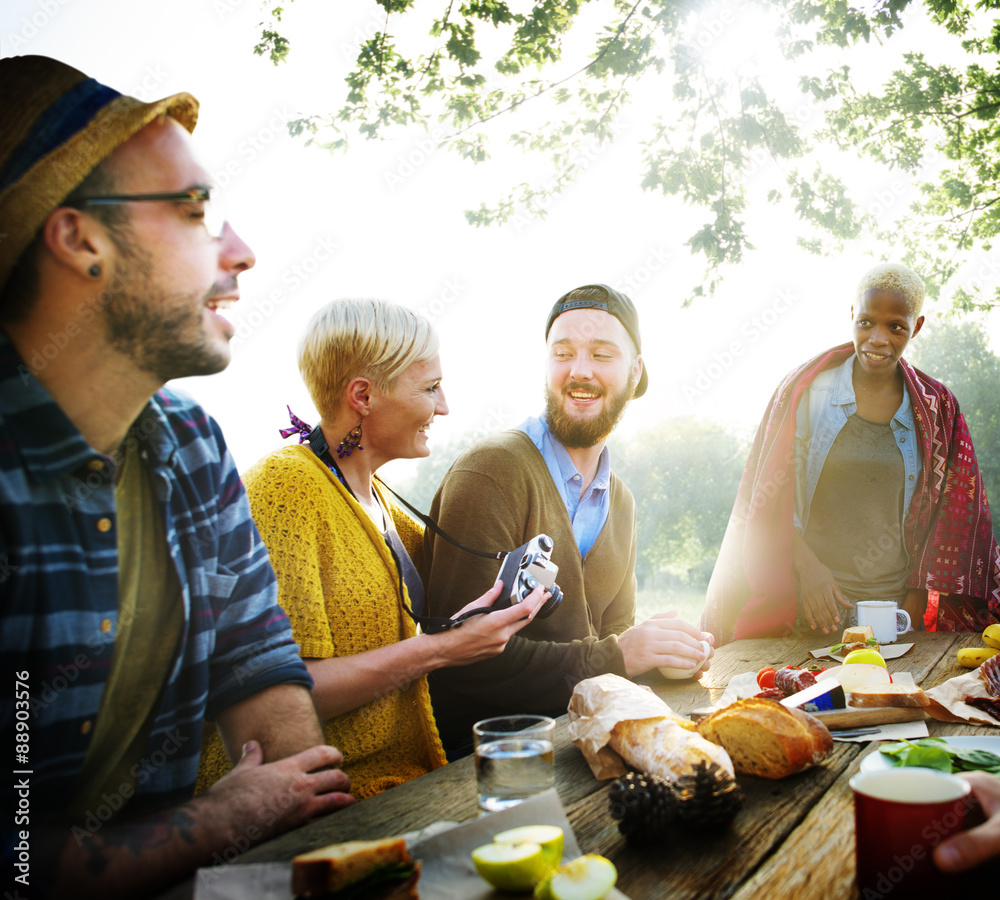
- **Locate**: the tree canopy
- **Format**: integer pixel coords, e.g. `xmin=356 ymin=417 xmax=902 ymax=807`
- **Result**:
xmin=256 ymin=0 xmax=1000 ymax=307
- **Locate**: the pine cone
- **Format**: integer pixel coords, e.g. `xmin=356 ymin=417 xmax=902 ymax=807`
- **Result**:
xmin=608 ymin=771 xmax=676 ymax=844
xmin=671 ymin=760 xmax=744 ymax=830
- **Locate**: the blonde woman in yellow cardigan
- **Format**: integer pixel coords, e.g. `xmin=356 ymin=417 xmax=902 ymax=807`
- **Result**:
xmin=196 ymin=299 xmax=548 ymax=799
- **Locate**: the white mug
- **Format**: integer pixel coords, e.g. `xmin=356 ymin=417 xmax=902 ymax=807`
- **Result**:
xmin=856 ymin=601 xmax=912 ymax=644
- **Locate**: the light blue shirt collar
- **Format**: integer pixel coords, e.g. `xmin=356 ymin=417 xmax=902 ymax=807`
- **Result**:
xmin=517 ymin=415 xmax=611 ymax=556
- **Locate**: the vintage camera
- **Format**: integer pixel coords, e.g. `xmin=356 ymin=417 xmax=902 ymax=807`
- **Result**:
xmin=494 ymin=534 xmax=563 ymax=618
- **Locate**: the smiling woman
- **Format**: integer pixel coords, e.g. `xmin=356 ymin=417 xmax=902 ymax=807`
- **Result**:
xmin=194 ymin=298 xmax=551 ymax=800
xmin=701 ymin=262 xmax=1000 ymax=644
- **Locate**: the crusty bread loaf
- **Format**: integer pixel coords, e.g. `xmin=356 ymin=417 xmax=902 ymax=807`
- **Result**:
xmin=291 ymin=837 xmax=415 ymax=897
xmin=609 ymin=716 xmax=735 ymax=782
xmin=848 ymin=684 xmax=930 ymax=708
xmin=696 ymin=699 xmax=833 ymax=779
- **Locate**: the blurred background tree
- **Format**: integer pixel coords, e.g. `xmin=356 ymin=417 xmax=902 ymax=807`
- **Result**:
xmin=908 ymin=319 xmax=1000 ymax=540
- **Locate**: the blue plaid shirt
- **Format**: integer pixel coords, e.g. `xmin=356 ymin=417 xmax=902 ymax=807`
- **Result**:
xmin=0 ymin=333 xmax=311 ymax=837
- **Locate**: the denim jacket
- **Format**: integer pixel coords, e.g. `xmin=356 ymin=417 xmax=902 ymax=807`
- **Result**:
xmin=793 ymin=354 xmax=921 ymax=534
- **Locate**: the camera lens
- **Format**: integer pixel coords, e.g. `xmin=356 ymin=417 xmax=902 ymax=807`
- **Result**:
xmin=537 ymin=583 xmax=562 ymax=618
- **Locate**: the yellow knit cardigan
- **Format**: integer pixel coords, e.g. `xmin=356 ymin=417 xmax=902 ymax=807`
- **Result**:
xmin=195 ymin=445 xmax=447 ymax=798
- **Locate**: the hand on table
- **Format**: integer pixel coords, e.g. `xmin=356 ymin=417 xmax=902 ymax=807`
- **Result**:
xmin=206 ymin=741 xmax=354 ymax=843
xmin=934 ymin=771 xmax=1000 ymax=872
xmin=619 ymin=608 xmax=714 ymax=678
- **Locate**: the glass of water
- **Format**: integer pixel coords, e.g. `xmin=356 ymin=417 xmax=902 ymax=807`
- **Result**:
xmin=473 ymin=715 xmax=556 ymax=812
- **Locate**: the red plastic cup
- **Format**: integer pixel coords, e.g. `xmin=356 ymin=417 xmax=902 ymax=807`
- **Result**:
xmin=851 ymin=768 xmax=973 ymax=897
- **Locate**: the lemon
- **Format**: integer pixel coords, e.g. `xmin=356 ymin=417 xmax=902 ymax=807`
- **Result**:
xmin=494 ymin=825 xmax=564 ymax=870
xmin=534 ymin=854 xmax=618 ymax=900
xmin=472 ymin=841 xmax=554 ymax=892
xmin=843 ymin=648 xmax=887 ymax=667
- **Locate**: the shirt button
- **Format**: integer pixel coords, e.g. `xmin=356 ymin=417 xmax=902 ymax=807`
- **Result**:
xmin=899 ymin=437 xmax=906 ymax=443
xmin=87 ymin=459 xmax=104 ymax=472
xmin=96 ymin=517 xmax=112 ymax=533
xmin=100 ymin=618 xmax=113 ymax=633
xmin=573 ymin=474 xmax=581 ymax=481
xmin=80 ymin=720 xmax=92 ymax=735
xmin=908 ymin=475 xmax=914 ymax=481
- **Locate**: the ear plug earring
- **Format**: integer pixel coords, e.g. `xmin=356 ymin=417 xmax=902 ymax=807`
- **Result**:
xmin=88 ymin=264 xmax=101 ymax=278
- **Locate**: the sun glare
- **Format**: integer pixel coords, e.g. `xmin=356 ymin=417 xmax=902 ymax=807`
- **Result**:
xmin=682 ymin=2 xmax=783 ymax=80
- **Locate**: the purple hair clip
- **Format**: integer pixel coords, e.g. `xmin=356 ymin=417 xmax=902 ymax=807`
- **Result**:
xmin=279 ymin=406 xmax=314 ymax=442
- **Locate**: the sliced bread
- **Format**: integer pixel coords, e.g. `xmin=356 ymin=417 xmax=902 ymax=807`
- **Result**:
xmin=848 ymin=684 xmax=930 ymax=708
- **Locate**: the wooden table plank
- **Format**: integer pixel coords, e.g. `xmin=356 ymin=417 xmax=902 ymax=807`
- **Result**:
xmin=729 ymin=756 xmax=860 ymax=900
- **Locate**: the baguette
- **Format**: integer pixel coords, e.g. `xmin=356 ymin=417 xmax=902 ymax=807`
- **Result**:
xmin=696 ymin=699 xmax=833 ymax=779
xmin=609 ymin=716 xmax=735 ymax=782
xmin=567 ymin=673 xmax=734 ymax=782
xmin=848 ymin=684 xmax=930 ymax=708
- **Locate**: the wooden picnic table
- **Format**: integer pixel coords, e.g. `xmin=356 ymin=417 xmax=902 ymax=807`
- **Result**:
xmin=158 ymin=630 xmax=997 ymax=899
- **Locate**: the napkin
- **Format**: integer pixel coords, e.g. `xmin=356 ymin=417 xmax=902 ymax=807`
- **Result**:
xmin=193 ymin=790 xmax=632 ymax=900
xmin=923 ymin=667 xmax=1000 ymax=728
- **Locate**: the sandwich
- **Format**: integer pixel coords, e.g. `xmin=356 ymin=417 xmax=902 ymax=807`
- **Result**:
xmin=833 ymin=625 xmax=879 ymax=655
xmin=292 ymin=837 xmax=420 ymax=899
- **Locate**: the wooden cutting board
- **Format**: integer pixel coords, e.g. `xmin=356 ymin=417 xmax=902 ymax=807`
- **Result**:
xmin=811 ymin=706 xmax=926 ymax=728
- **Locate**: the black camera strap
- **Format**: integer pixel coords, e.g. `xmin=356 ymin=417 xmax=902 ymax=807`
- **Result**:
xmin=305 ymin=425 xmax=509 ymax=634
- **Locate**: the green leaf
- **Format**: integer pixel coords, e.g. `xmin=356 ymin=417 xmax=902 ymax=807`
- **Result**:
xmin=898 ymin=745 xmax=954 ymax=772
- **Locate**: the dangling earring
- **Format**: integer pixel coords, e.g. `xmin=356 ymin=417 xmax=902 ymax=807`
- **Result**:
xmin=336 ymin=416 xmax=364 ymax=458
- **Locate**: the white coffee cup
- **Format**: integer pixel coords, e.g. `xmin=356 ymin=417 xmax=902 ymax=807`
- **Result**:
xmin=856 ymin=601 xmax=912 ymax=644
xmin=658 ymin=640 xmax=712 ymax=680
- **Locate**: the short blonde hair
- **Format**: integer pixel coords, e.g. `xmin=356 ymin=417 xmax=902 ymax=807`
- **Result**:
xmin=298 ymin=299 xmax=439 ymax=423
xmin=856 ymin=262 xmax=925 ymax=318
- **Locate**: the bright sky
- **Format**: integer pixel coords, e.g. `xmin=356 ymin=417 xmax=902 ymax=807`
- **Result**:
xmin=3 ymin=0 xmax=998 ymax=477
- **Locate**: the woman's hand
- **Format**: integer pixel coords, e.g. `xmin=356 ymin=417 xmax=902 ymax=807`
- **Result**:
xmin=792 ymin=531 xmax=853 ymax=634
xmin=304 ymin=581 xmax=548 ymax=719
xmin=433 ymin=580 xmax=549 ymax=668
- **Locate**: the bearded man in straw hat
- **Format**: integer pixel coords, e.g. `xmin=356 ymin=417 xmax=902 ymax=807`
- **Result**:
xmin=0 ymin=56 xmax=353 ymax=897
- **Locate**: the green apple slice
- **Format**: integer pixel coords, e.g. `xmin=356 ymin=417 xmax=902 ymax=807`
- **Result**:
xmin=471 ymin=840 xmax=552 ymax=892
xmin=493 ymin=825 xmax=564 ymax=870
xmin=545 ymin=854 xmax=617 ymax=900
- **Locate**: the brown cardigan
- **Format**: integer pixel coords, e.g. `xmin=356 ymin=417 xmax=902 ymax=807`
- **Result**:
xmin=421 ymin=430 xmax=636 ymax=748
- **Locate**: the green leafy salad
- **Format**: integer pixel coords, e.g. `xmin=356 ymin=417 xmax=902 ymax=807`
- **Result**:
xmin=878 ymin=737 xmax=1000 ymax=775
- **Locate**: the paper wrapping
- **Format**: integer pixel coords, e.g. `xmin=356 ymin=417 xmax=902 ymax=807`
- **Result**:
xmin=924 ymin=667 xmax=999 ymax=728
xmin=566 ymin=673 xmax=733 ymax=780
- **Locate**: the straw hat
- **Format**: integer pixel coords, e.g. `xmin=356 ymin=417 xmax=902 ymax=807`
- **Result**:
xmin=0 ymin=55 xmax=200 ymax=293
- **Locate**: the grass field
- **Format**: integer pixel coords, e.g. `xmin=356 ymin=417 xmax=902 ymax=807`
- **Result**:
xmin=635 ymin=585 xmax=707 ymax=625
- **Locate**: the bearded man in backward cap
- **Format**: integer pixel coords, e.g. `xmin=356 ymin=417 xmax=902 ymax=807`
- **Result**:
xmin=0 ymin=56 xmax=353 ymax=898
xmin=421 ymin=284 xmax=716 ymax=757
